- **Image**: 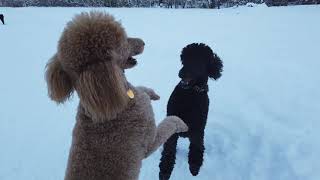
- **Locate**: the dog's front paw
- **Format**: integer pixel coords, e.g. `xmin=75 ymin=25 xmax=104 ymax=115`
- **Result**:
xmin=176 ymin=120 xmax=188 ymax=133
xmin=137 ymin=86 xmax=160 ymax=101
xmin=167 ymin=116 xmax=188 ymax=133
xmin=148 ymin=90 xmax=160 ymax=101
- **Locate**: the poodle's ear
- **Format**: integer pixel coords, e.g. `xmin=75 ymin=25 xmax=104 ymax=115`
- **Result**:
xmin=77 ymin=61 xmax=129 ymax=122
xmin=45 ymin=54 xmax=74 ymax=103
xmin=208 ymin=53 xmax=223 ymax=80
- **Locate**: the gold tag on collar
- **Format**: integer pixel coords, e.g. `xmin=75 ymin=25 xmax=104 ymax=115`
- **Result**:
xmin=127 ymin=89 xmax=135 ymax=99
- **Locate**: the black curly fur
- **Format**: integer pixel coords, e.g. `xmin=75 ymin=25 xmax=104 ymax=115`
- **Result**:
xmin=159 ymin=43 xmax=223 ymax=180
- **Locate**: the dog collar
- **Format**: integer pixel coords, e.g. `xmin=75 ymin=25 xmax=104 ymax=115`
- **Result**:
xmin=178 ymin=81 xmax=208 ymax=93
xmin=192 ymin=85 xmax=209 ymax=93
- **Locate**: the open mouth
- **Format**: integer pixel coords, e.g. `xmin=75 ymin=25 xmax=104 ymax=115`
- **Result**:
xmin=124 ymin=56 xmax=137 ymax=69
xmin=128 ymin=57 xmax=137 ymax=66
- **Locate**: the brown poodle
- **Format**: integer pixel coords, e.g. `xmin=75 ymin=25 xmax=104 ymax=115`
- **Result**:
xmin=45 ymin=11 xmax=188 ymax=180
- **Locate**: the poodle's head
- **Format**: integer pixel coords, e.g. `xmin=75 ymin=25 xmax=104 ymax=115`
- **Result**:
xmin=45 ymin=11 xmax=144 ymax=122
xmin=179 ymin=43 xmax=223 ymax=86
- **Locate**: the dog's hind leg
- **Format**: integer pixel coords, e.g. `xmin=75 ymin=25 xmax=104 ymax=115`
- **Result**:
xmin=188 ymin=132 xmax=205 ymax=176
xmin=159 ymin=134 xmax=179 ymax=180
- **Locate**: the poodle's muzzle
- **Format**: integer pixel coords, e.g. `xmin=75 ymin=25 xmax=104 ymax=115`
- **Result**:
xmin=125 ymin=38 xmax=145 ymax=69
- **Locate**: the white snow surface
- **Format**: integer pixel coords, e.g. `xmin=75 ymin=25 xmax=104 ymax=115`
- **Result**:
xmin=1 ymin=4 xmax=320 ymax=180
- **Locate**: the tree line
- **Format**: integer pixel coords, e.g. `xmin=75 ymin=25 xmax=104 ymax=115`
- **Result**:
xmin=0 ymin=0 xmax=319 ymax=7
xmin=0 ymin=0 xmax=263 ymax=8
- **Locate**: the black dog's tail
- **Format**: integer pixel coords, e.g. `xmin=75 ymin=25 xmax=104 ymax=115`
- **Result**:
xmin=159 ymin=134 xmax=179 ymax=180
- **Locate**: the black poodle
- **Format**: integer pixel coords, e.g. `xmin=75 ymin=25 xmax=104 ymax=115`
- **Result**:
xmin=159 ymin=43 xmax=223 ymax=180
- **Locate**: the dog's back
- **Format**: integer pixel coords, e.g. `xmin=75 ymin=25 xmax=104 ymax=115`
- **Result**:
xmin=160 ymin=43 xmax=223 ymax=179
xmin=167 ymin=84 xmax=209 ymax=136
xmin=65 ymin=89 xmax=154 ymax=180
xmin=159 ymin=84 xmax=209 ymax=180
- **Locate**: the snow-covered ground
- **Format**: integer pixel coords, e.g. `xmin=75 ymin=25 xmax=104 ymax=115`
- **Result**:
xmin=1 ymin=4 xmax=320 ymax=180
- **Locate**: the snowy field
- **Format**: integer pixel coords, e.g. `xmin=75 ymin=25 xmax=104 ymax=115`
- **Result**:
xmin=1 ymin=4 xmax=320 ymax=180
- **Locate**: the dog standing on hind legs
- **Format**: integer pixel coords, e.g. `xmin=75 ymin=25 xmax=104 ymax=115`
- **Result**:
xmin=159 ymin=43 xmax=223 ymax=180
xmin=45 ymin=11 xmax=188 ymax=180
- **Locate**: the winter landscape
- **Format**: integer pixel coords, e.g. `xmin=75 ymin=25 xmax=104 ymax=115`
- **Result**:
xmin=0 ymin=3 xmax=320 ymax=180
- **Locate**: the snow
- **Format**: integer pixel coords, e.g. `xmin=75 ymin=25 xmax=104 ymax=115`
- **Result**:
xmin=1 ymin=4 xmax=320 ymax=180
